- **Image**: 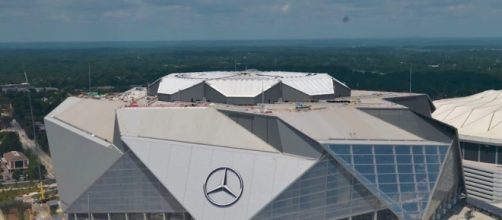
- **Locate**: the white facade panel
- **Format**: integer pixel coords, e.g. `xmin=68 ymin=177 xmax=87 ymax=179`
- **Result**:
xmin=45 ymin=117 xmax=122 ymax=208
xmin=183 ymin=147 xmax=214 ymax=218
xmin=206 ymin=79 xmax=279 ymax=97
xmin=165 ymin=144 xmax=193 ymax=202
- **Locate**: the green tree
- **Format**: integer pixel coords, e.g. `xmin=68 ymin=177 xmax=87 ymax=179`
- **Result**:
xmin=0 ymin=132 xmax=23 ymax=154
xmin=12 ymin=170 xmax=22 ymax=182
xmin=27 ymin=158 xmax=47 ymax=180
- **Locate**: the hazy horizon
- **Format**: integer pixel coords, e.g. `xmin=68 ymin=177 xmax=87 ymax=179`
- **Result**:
xmin=2 ymin=0 xmax=502 ymax=42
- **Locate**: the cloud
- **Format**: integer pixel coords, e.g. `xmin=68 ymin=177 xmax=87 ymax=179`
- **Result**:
xmin=1 ymin=0 xmax=502 ymax=41
xmin=280 ymin=2 xmax=291 ymax=13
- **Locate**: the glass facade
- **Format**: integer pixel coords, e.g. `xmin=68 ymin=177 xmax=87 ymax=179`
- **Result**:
xmin=423 ymin=150 xmax=461 ymax=220
xmin=460 ymin=141 xmax=501 ymax=164
xmin=252 ymin=155 xmax=385 ymax=220
xmin=69 ymin=213 xmax=191 ymax=220
xmin=327 ymin=144 xmax=449 ymax=220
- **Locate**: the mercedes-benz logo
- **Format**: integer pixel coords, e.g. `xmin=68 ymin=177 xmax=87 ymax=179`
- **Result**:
xmin=203 ymin=167 xmax=243 ymax=207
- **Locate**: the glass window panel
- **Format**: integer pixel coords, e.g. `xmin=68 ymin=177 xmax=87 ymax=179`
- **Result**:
xmin=397 ymin=164 xmax=413 ymax=173
xmin=438 ymin=145 xmax=448 ymax=154
xmin=385 ymin=193 xmax=400 ymax=201
xmin=363 ymin=174 xmax=376 ymax=183
xmin=352 ymin=213 xmax=374 ymax=220
xmin=396 ymin=155 xmax=412 ymax=164
xmin=395 ymin=145 xmax=411 ymax=154
xmin=76 ymin=214 xmax=90 ymax=220
xmin=146 ymin=213 xmax=164 ymax=220
xmin=403 ymin=203 xmax=419 ymax=212
xmin=428 ymin=172 xmax=438 ymax=182
xmin=417 ymin=182 xmax=429 ymax=192
xmin=425 ymin=146 xmax=438 ymax=155
xmin=480 ymin=145 xmax=496 ymax=164
xmin=426 ymin=155 xmax=439 ymax=164
xmin=375 ymin=145 xmax=393 ymax=154
xmin=376 ymin=155 xmax=395 ymax=164
xmin=498 ymin=147 xmax=502 ymax=165
xmin=339 ymin=155 xmax=352 ymax=163
xmin=127 ymin=213 xmax=144 ymax=220
xmin=377 ymin=165 xmax=396 ymax=173
xmin=400 ymin=193 xmax=416 ymax=202
xmin=400 ymin=183 xmax=416 ymax=192
xmin=463 ymin=142 xmax=479 ymax=161
xmin=110 ymin=214 xmax=126 ymax=220
xmin=420 ymin=201 xmax=429 ymax=210
xmin=412 ymin=146 xmax=424 ymax=155
xmin=331 ymin=145 xmax=350 ymax=155
xmin=427 ymin=164 xmax=440 ymax=173
xmin=413 ymin=155 xmax=424 ymax=164
xmin=415 ymin=174 xmax=428 ymax=183
xmin=355 ymin=165 xmax=375 ymax=174
xmin=378 ymin=174 xmax=397 ymax=184
xmin=380 ymin=184 xmax=398 ymax=193
xmin=352 ymin=145 xmax=373 ymax=154
xmin=166 ymin=213 xmax=186 ymax=220
xmin=92 ymin=214 xmax=108 ymax=220
xmin=414 ymin=164 xmax=426 ymax=173
xmin=399 ymin=174 xmax=415 ymax=183
xmin=377 ymin=209 xmax=399 ymax=220
xmin=354 ymin=155 xmax=373 ymax=164
xmin=440 ymin=154 xmax=446 ymax=163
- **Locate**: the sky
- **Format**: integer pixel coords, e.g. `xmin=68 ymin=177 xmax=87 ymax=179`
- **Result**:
xmin=1 ymin=0 xmax=502 ymax=42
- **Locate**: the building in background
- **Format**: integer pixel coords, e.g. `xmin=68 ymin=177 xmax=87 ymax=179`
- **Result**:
xmin=433 ymin=90 xmax=502 ymax=208
xmin=1 ymin=151 xmax=29 ymax=173
xmin=46 ymin=71 xmax=464 ymax=220
xmin=148 ymin=71 xmax=351 ymax=104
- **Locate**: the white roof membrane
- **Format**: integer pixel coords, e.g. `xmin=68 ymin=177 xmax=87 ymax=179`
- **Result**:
xmin=117 ymin=107 xmax=278 ymax=152
xmin=433 ymin=90 xmax=502 ymax=141
xmin=281 ymin=74 xmax=334 ymax=96
xmin=156 ymin=71 xmax=337 ymax=97
xmin=157 ymin=77 xmax=203 ymax=95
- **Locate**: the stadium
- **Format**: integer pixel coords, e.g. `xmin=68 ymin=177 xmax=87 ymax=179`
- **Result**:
xmin=46 ymin=71 xmax=464 ymax=220
xmin=433 ymin=90 xmax=502 ymax=209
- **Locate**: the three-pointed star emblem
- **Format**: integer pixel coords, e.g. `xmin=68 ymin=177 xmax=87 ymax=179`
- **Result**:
xmin=204 ymin=167 xmax=243 ymax=207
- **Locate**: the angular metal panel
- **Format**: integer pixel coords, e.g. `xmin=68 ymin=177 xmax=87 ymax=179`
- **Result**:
xmin=66 ymin=151 xmax=186 ymax=213
xmin=122 ymin=136 xmax=316 ymax=220
xmin=44 ymin=117 xmax=122 ymax=209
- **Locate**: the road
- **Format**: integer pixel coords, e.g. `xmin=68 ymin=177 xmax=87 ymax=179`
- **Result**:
xmin=4 ymin=120 xmax=55 ymax=179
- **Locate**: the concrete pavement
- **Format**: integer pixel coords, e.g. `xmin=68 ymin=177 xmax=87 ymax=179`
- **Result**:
xmin=0 ymin=209 xmax=5 ymax=220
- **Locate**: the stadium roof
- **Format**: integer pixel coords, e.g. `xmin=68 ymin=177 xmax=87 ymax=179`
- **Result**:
xmin=432 ymin=90 xmax=502 ymax=141
xmin=156 ymin=71 xmax=345 ymax=97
